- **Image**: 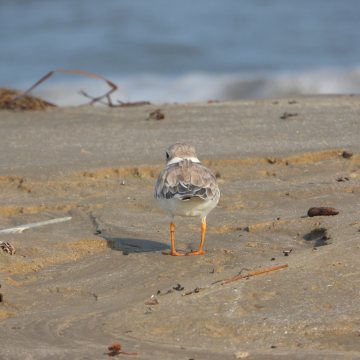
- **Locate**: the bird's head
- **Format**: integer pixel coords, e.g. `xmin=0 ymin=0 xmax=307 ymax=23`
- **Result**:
xmin=165 ymin=143 xmax=200 ymax=165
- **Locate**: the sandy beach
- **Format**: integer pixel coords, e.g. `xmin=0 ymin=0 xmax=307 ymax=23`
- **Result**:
xmin=0 ymin=95 xmax=360 ymax=359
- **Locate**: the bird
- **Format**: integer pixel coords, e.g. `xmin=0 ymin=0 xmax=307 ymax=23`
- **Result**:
xmin=154 ymin=143 xmax=220 ymax=256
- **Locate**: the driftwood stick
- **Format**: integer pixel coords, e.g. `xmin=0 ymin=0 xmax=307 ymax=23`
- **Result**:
xmin=22 ymin=69 xmax=118 ymax=106
xmin=222 ymin=264 xmax=288 ymax=285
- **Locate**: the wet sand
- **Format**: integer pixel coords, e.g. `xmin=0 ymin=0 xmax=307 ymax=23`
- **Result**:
xmin=0 ymin=95 xmax=360 ymax=359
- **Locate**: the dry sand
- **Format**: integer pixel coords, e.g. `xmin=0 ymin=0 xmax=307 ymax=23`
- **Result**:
xmin=0 ymin=95 xmax=360 ymax=359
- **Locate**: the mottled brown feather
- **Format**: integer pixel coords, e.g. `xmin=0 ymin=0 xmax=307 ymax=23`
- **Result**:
xmin=155 ymin=159 xmax=219 ymax=201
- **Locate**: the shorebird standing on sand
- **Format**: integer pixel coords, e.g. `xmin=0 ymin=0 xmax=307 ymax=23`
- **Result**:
xmin=154 ymin=143 xmax=220 ymax=256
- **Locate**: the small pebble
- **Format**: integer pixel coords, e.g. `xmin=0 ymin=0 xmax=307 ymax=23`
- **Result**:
xmin=307 ymin=207 xmax=339 ymax=217
xmin=148 ymin=109 xmax=165 ymax=120
xmin=342 ymin=150 xmax=353 ymax=159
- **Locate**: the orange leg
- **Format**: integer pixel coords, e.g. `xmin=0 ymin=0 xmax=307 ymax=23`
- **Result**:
xmin=186 ymin=219 xmax=206 ymax=256
xmin=162 ymin=222 xmax=185 ymax=256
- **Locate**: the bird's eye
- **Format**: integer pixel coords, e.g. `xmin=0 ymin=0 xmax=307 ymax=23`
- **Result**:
xmin=166 ymin=152 xmax=170 ymax=160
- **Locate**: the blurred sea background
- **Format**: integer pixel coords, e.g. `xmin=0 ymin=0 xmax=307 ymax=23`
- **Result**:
xmin=1 ymin=0 xmax=360 ymax=105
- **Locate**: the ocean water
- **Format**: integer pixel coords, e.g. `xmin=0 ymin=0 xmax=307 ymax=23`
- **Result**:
xmin=1 ymin=0 xmax=360 ymax=104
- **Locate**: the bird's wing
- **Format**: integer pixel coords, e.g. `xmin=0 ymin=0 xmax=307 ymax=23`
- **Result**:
xmin=155 ymin=160 xmax=219 ymax=201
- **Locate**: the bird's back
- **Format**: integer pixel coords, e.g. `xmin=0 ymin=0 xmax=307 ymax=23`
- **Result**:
xmin=155 ymin=159 xmax=220 ymax=217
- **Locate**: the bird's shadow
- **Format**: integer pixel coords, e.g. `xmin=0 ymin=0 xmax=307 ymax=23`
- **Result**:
xmin=102 ymin=234 xmax=170 ymax=255
xmin=303 ymin=227 xmax=330 ymax=247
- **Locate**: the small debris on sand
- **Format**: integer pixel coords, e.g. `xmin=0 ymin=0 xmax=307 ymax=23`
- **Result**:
xmin=341 ymin=150 xmax=353 ymax=159
xmin=0 ymin=88 xmax=55 ymax=111
xmin=0 ymin=241 xmax=15 ymax=255
xmin=307 ymin=207 xmax=339 ymax=217
xmin=105 ymin=343 xmax=138 ymax=357
xmin=280 ymin=112 xmax=298 ymax=120
xmin=148 ymin=109 xmax=165 ymax=120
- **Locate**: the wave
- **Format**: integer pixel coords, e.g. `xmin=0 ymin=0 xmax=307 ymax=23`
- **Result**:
xmin=30 ymin=67 xmax=360 ymax=106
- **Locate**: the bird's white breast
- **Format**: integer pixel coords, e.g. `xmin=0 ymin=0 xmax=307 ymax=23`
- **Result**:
xmin=157 ymin=196 xmax=218 ymax=218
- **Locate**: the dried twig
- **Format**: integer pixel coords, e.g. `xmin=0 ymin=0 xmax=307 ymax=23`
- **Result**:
xmin=222 ymin=264 xmax=288 ymax=285
xmin=23 ymin=69 xmax=118 ymax=106
xmin=80 ymin=90 xmax=151 ymax=108
xmin=3 ymin=69 xmax=152 ymax=109
xmin=117 ymin=101 xmax=151 ymax=107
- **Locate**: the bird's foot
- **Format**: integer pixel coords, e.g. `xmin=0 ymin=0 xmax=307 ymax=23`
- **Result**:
xmin=185 ymin=249 xmax=206 ymax=256
xmin=162 ymin=249 xmax=186 ymax=256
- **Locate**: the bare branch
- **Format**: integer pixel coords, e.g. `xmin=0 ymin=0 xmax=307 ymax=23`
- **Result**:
xmin=23 ymin=69 xmax=118 ymax=106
